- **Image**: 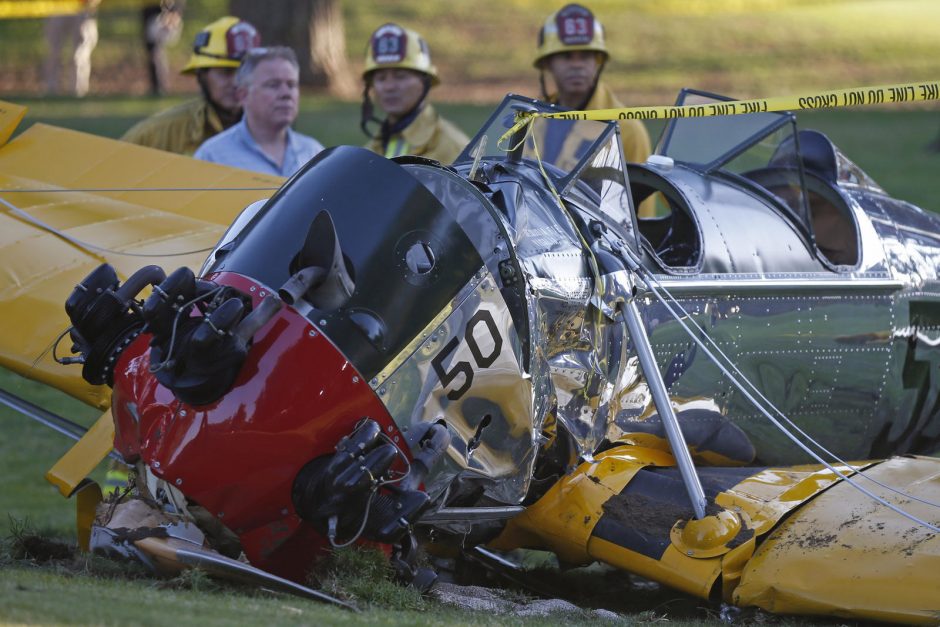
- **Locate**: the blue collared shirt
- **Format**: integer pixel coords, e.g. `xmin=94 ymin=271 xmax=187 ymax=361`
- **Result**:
xmin=194 ymin=119 xmax=324 ymax=177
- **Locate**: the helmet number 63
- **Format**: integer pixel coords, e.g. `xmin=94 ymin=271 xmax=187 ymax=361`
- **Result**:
xmin=431 ymin=310 xmax=503 ymax=401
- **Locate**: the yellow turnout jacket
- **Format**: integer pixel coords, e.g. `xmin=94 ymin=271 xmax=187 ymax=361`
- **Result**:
xmin=121 ymin=98 xmax=225 ymax=155
xmin=366 ymin=104 xmax=469 ymax=165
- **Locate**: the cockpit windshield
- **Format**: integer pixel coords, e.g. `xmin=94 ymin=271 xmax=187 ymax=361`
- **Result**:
xmin=657 ymin=90 xmax=797 ymax=171
xmin=658 ymin=89 xmax=812 ymax=234
xmin=457 ymin=94 xmax=639 ymax=252
xmin=457 ymin=95 xmax=615 ymax=190
xmin=204 ymin=146 xmax=485 ymax=381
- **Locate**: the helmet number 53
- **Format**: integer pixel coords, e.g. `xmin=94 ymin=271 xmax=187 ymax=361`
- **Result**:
xmin=431 ymin=310 xmax=503 ymax=401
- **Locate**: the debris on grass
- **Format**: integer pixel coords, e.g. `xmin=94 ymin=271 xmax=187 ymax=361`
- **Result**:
xmin=4 ymin=516 xmax=152 ymax=581
xmin=430 ymin=582 xmax=587 ymax=618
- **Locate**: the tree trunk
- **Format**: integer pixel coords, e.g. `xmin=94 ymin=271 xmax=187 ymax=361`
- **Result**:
xmin=229 ymin=0 xmax=357 ymax=98
xmin=308 ymin=0 xmax=358 ymax=98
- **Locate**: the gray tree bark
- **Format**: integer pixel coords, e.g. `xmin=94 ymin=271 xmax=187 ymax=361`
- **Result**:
xmin=229 ymin=0 xmax=357 ymax=98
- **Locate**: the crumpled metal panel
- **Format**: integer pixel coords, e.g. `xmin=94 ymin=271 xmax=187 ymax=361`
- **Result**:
xmin=375 ymin=160 xmax=646 ymax=503
xmin=494 ymin=164 xmax=629 ymax=464
xmin=374 ymin=270 xmax=536 ymax=505
xmin=465 ymin=149 xmax=940 ymax=474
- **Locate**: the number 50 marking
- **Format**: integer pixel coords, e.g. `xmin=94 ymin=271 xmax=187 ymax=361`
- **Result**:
xmin=431 ymin=310 xmax=503 ymax=401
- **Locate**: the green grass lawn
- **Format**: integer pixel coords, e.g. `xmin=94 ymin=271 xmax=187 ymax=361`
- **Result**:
xmin=0 ymin=368 xmax=102 ymax=539
xmin=1 ymin=559 xmax=616 ymax=627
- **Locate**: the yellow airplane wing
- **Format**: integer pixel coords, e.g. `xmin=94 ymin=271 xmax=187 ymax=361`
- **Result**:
xmin=0 ymin=100 xmax=282 ymax=407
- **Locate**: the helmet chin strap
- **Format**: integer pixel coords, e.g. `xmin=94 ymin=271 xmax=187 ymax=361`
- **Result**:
xmin=196 ymin=70 xmax=242 ymax=129
xmin=359 ymin=82 xmax=384 ymax=140
xmin=360 ymin=74 xmax=432 ymax=145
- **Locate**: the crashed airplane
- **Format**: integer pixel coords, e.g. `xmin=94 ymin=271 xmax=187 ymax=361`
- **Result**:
xmin=1 ymin=92 xmax=938 ymax=622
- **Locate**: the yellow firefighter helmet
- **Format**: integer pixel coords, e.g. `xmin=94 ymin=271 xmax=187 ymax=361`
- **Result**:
xmin=363 ymin=23 xmax=439 ymax=86
xmin=533 ymin=3 xmax=609 ymax=68
xmin=181 ymin=16 xmax=261 ymax=75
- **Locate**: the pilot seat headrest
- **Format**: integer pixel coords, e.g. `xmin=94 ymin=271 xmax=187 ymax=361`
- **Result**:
xmin=769 ymin=129 xmax=838 ymax=183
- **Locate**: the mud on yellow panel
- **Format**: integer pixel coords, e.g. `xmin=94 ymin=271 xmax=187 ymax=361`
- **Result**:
xmin=489 ymin=445 xmax=676 ymax=564
xmin=493 ymin=445 xmax=940 ymax=625
xmin=734 ymin=456 xmax=940 ymax=625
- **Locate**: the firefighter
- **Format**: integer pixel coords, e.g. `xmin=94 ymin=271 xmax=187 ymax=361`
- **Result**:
xmin=122 ymin=16 xmax=260 ymax=155
xmin=534 ymin=4 xmax=655 ymax=216
xmin=361 ymin=23 xmax=469 ymax=164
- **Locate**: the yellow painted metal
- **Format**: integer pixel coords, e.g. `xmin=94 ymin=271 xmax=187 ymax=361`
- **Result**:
xmin=618 ymin=430 xmax=749 ymax=466
xmin=587 ymin=535 xmax=735 ymax=599
xmin=734 ymin=456 xmax=940 ymax=625
xmin=0 ymin=104 xmax=282 ymax=406
xmin=717 ymin=463 xmax=866 ymax=535
xmin=493 ymin=442 xmax=939 ymax=621
xmin=490 ymin=445 xmax=759 ymax=597
xmin=74 ymin=480 xmax=102 ymax=552
xmin=670 ymin=508 xmax=744 ymax=558
xmin=717 ymin=534 xmax=759 ymax=602
xmin=0 ymin=1 xmax=83 ymax=19
xmin=45 ymin=409 xmax=114 ymax=497
xmin=488 ymin=446 xmax=675 ymax=564
xmin=493 ymin=446 xmax=754 ymax=595
xmin=0 ymin=100 xmax=26 ymax=146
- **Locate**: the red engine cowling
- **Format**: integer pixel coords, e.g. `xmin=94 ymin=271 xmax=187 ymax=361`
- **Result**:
xmin=110 ymin=272 xmax=402 ymax=582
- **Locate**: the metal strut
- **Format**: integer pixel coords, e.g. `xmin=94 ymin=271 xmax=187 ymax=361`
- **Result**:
xmin=0 ymin=387 xmax=121 ymax=462
xmin=620 ymin=299 xmax=707 ymax=519
xmin=599 ymin=238 xmax=707 ymax=520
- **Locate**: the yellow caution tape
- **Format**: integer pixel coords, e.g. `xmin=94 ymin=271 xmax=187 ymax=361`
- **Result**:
xmin=501 ymin=80 xmax=940 ymax=145
xmin=0 ymin=1 xmax=85 ymax=19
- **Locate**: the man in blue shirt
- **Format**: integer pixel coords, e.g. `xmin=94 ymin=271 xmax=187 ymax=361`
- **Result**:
xmin=195 ymin=47 xmax=324 ymax=177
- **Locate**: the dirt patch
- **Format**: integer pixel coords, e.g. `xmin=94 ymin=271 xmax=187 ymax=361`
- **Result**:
xmin=602 ymin=491 xmax=725 ymax=538
xmin=602 ymin=492 xmax=691 ymax=537
xmin=769 ymin=519 xmax=838 ymax=552
xmin=448 ymin=553 xmax=709 ymax=620
xmin=795 ymin=530 xmax=838 ymax=550
xmin=12 ymin=534 xmax=73 ymax=562
xmin=838 ymin=512 xmax=864 ymax=530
